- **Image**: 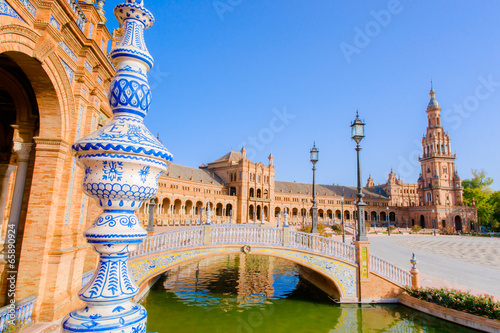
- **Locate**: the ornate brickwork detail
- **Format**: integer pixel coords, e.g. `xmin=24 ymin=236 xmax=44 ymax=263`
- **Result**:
xmin=33 ymin=37 xmax=55 ymax=62
xmin=63 ymin=105 xmax=84 ymax=225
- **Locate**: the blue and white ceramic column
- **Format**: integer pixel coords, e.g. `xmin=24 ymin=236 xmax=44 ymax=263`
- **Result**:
xmin=63 ymin=1 xmax=172 ymax=332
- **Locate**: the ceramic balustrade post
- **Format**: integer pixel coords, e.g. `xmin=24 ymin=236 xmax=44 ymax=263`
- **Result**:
xmin=410 ymin=252 xmax=420 ymax=288
xmin=63 ymin=1 xmax=172 ymax=332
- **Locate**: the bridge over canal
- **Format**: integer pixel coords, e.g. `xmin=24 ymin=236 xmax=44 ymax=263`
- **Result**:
xmin=127 ymin=225 xmax=415 ymax=303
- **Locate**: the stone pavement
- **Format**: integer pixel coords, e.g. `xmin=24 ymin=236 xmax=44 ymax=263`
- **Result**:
xmin=366 ymin=234 xmax=500 ymax=300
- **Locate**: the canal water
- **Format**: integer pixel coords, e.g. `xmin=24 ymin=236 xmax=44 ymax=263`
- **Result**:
xmin=141 ymin=254 xmax=477 ymax=332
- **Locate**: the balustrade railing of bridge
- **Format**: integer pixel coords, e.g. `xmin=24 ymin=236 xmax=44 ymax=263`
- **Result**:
xmin=130 ymin=225 xmax=414 ymax=287
xmin=370 ymin=255 xmax=412 ymax=287
xmin=289 ymin=230 xmax=356 ymax=262
xmin=130 ymin=225 xmax=356 ymax=264
xmin=0 ymin=295 xmax=36 ymax=332
xmin=210 ymin=225 xmax=283 ymax=246
xmin=131 ymin=226 xmax=205 ymax=257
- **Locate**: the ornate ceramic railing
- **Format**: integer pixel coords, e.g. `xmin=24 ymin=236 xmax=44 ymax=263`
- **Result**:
xmin=289 ymin=230 xmax=356 ymax=262
xmin=62 ymin=0 xmax=87 ymax=31
xmin=210 ymin=225 xmax=284 ymax=246
xmin=131 ymin=226 xmax=205 ymax=257
xmin=370 ymin=254 xmax=412 ymax=287
xmin=130 ymin=225 xmax=356 ymax=264
xmin=0 ymin=295 xmax=36 ymax=331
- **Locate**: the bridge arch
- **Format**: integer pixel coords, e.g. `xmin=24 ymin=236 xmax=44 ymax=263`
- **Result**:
xmin=130 ymin=246 xmax=355 ymax=302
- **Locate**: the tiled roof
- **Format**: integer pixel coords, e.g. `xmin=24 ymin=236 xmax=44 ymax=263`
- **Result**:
xmin=212 ymin=150 xmax=242 ymax=163
xmin=274 ymin=181 xmax=388 ymax=199
xmin=167 ymin=164 xmax=224 ymax=185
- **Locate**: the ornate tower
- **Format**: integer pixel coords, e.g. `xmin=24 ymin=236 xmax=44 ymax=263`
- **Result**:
xmin=63 ymin=0 xmax=172 ymax=332
xmin=366 ymin=174 xmax=374 ymax=188
xmin=418 ymin=84 xmax=463 ymax=206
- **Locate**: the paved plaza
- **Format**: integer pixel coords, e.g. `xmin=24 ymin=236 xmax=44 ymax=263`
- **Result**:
xmin=367 ymin=234 xmax=500 ymax=299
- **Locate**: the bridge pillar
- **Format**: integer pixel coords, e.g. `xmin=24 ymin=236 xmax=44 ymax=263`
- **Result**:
xmin=204 ymin=224 xmax=211 ymax=245
xmin=282 ymin=225 xmax=290 ymax=247
xmin=63 ymin=1 xmax=172 ymax=332
xmin=354 ymin=240 xmax=370 ymax=302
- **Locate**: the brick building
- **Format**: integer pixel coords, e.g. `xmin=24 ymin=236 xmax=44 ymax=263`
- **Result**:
xmin=0 ymin=0 xmax=476 ymax=326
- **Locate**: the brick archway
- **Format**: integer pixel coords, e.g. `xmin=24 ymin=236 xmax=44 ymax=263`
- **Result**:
xmin=0 ymin=33 xmax=82 ymax=321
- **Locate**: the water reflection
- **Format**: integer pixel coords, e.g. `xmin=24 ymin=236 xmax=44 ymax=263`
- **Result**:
xmin=142 ymin=254 xmax=477 ymax=333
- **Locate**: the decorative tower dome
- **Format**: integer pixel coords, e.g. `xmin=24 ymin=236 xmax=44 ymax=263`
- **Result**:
xmin=427 ymin=81 xmax=440 ymax=110
xmin=388 ymin=168 xmax=397 ymax=183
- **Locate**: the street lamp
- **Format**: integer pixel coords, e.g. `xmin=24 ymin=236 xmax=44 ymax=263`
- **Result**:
xmin=351 ymin=112 xmax=368 ymax=241
xmin=310 ymin=143 xmax=319 ymax=234
xmin=147 ymin=197 xmax=156 ymax=232
xmin=386 ymin=206 xmax=390 ymax=236
xmin=432 ymin=209 xmax=436 ymax=236
xmin=341 ymin=196 xmax=346 ymax=243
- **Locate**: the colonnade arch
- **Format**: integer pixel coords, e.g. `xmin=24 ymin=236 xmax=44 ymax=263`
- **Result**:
xmin=0 ymin=43 xmax=79 ymax=321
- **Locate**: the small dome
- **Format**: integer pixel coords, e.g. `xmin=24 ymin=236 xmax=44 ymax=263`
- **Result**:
xmin=427 ymin=83 xmax=440 ymax=110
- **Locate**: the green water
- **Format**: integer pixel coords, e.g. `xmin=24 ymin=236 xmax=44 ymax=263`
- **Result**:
xmin=141 ymin=254 xmax=477 ymax=333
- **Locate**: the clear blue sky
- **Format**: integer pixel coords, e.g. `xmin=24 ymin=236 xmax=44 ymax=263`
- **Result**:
xmin=105 ymin=0 xmax=500 ymax=189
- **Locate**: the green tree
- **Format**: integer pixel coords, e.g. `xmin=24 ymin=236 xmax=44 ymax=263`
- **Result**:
xmin=462 ymin=170 xmax=494 ymax=229
xmin=489 ymin=191 xmax=500 ymax=231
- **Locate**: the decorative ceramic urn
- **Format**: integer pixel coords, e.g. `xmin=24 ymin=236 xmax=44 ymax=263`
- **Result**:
xmin=63 ymin=0 xmax=172 ymax=332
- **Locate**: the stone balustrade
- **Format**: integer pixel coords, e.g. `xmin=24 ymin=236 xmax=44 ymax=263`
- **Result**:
xmin=130 ymin=225 xmax=416 ymax=288
xmin=63 ymin=0 xmax=87 ymax=31
xmin=0 ymin=295 xmax=36 ymax=331
xmin=130 ymin=225 xmax=357 ymax=265
xmin=370 ymin=254 xmax=413 ymax=287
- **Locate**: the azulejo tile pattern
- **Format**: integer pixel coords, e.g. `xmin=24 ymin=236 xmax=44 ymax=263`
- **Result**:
xmin=59 ymin=42 xmax=78 ymax=62
xmin=84 ymin=61 xmax=92 ymax=72
xmin=50 ymin=15 xmax=61 ymax=29
xmin=63 ymin=1 xmax=172 ymax=332
xmin=0 ymin=0 xmax=24 ymax=21
xmin=61 ymin=59 xmax=74 ymax=83
xmin=19 ymin=0 xmax=35 ymax=16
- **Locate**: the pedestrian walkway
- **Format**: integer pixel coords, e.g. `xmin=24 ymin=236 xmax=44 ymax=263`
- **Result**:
xmin=367 ymin=234 xmax=500 ymax=300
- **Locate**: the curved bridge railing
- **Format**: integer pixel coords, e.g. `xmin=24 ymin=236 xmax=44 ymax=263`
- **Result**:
xmin=130 ymin=224 xmax=356 ymax=263
xmin=129 ymin=224 xmax=412 ymax=287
